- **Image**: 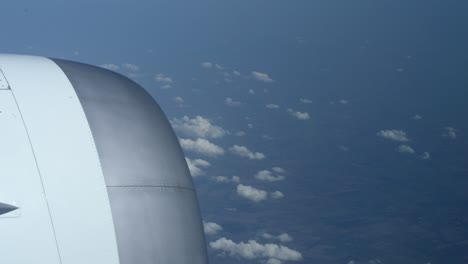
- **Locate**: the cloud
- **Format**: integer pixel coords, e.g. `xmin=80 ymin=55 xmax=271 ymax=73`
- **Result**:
xmin=299 ymin=98 xmax=312 ymax=104
xmin=180 ymin=138 xmax=224 ymax=157
xmin=225 ymin=97 xmax=242 ymax=107
xmin=210 ymin=237 xmax=302 ymax=262
xmin=215 ymin=64 xmax=223 ymax=70
xmin=271 ymin=191 xmax=284 ymax=199
xmin=201 ymin=62 xmax=212 ymax=68
xmin=122 ymin=63 xmax=140 ymax=72
xmin=233 ymin=70 xmax=241 ymax=76
xmin=235 ymin=131 xmax=246 ymax=136
xmin=100 ymin=64 xmax=119 ymax=71
xmin=173 ymin=96 xmax=184 ymax=105
xmin=186 ymin=158 xmax=210 ymax=177
xmin=237 ymin=184 xmax=268 ymax=202
xmin=255 ymin=170 xmax=285 ymax=182
xmin=155 ymin=73 xmax=173 ymax=84
xmin=213 ymin=176 xmax=240 ymax=183
xmin=413 ymin=114 xmax=422 ymax=120
xmin=287 ymin=109 xmax=310 ymax=120
xmin=443 ymin=127 xmax=457 ymax=139
xmin=421 ymin=152 xmax=431 ymax=160
xmin=229 ymin=145 xmax=266 ymax=160
xmin=248 ymin=89 xmax=255 ymax=95
xmin=397 ymin=145 xmax=415 ymax=154
xmin=252 ymin=71 xmax=274 ymax=83
xmin=203 ymin=221 xmax=223 ymax=235
xmin=339 ymin=99 xmax=348 ymax=104
xmin=171 ymin=116 xmax=226 ymax=139
xmin=266 ymin=104 xmax=280 ymax=109
xmin=263 ymin=233 xmax=293 ymax=243
xmin=267 ymin=258 xmax=282 ymax=264
xmin=377 ymin=129 xmax=410 ymax=142
xmin=272 ymin=167 xmax=286 ymax=173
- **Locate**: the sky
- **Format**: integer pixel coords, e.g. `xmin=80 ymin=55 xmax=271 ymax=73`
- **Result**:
xmin=2 ymin=1 xmax=468 ymax=263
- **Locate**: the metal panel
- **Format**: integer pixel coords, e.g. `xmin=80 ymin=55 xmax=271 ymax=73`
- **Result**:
xmin=53 ymin=59 xmax=209 ymax=264
xmin=0 ymin=90 xmax=60 ymax=263
xmin=0 ymin=55 xmax=120 ymax=264
xmin=0 ymin=69 xmax=9 ymax=89
xmin=108 ymin=186 xmax=209 ymax=264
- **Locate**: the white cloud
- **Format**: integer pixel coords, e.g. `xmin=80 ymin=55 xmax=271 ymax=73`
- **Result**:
xmin=421 ymin=152 xmax=431 ymax=160
xmin=263 ymin=233 xmax=293 ymax=243
xmin=237 ymin=184 xmax=268 ymax=202
xmin=100 ymin=64 xmax=119 ymax=71
xmin=397 ymin=145 xmax=415 ymax=154
xmin=272 ymin=167 xmax=286 ymax=174
xmin=377 ymin=129 xmax=410 ymax=142
xmin=443 ymin=127 xmax=457 ymax=139
xmin=339 ymin=99 xmax=348 ymax=104
xmin=235 ymin=131 xmax=246 ymax=137
xmin=233 ymin=70 xmax=241 ymax=76
xmin=229 ymin=145 xmax=266 ymax=160
xmin=155 ymin=73 xmax=173 ymax=84
xmin=267 ymin=258 xmax=282 ymax=264
xmin=180 ymin=138 xmax=224 ymax=157
xmin=248 ymin=89 xmax=255 ymax=95
xmin=266 ymin=104 xmax=280 ymax=109
xmin=185 ymin=158 xmax=210 ymax=177
xmin=287 ymin=109 xmax=310 ymax=120
xmin=215 ymin=64 xmax=223 ymax=70
xmin=173 ymin=96 xmax=184 ymax=104
xmin=247 ymin=123 xmax=254 ymax=129
xmin=201 ymin=62 xmax=213 ymax=68
xmin=203 ymin=221 xmax=223 ymax=235
xmin=252 ymin=71 xmax=274 ymax=83
xmin=413 ymin=114 xmax=422 ymax=120
xmin=271 ymin=191 xmax=284 ymax=199
xmin=255 ymin=170 xmax=285 ymax=182
xmin=161 ymin=84 xmax=172 ymax=89
xmin=213 ymin=176 xmax=240 ymax=183
xmin=171 ymin=116 xmax=226 ymax=139
xmin=225 ymin=97 xmax=242 ymax=107
xmin=210 ymin=237 xmax=302 ymax=262
xmin=299 ymin=98 xmax=312 ymax=104
xmin=122 ymin=63 xmax=140 ymax=72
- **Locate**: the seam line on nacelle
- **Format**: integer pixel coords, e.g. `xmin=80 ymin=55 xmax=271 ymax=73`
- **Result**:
xmin=9 ymin=89 xmax=64 ymax=264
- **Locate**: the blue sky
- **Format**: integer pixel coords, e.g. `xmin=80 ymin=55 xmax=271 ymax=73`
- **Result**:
xmin=2 ymin=1 xmax=468 ymax=263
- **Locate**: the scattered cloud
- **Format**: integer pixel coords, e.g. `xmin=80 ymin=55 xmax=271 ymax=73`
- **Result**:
xmin=155 ymin=73 xmax=173 ymax=84
xmin=248 ymin=89 xmax=255 ymax=95
xmin=267 ymin=258 xmax=282 ymax=264
xmin=272 ymin=167 xmax=286 ymax=174
xmin=180 ymin=138 xmax=224 ymax=157
xmin=235 ymin=131 xmax=246 ymax=137
xmin=171 ymin=116 xmax=226 ymax=139
xmin=173 ymin=96 xmax=184 ymax=105
xmin=263 ymin=233 xmax=293 ymax=243
xmin=338 ymin=145 xmax=350 ymax=152
xmin=271 ymin=191 xmax=285 ymax=199
xmin=203 ymin=221 xmax=223 ymax=235
xmin=255 ymin=170 xmax=285 ymax=182
xmin=266 ymin=104 xmax=280 ymax=109
xmin=397 ymin=144 xmax=415 ymax=154
xmin=210 ymin=237 xmax=302 ymax=262
xmin=122 ymin=63 xmax=140 ymax=72
xmin=100 ymin=64 xmax=119 ymax=71
xmin=247 ymin=123 xmax=254 ymax=129
xmin=421 ymin=152 xmax=431 ymax=160
xmin=377 ymin=129 xmax=410 ymax=142
xmin=287 ymin=108 xmax=310 ymax=120
xmin=339 ymin=99 xmax=348 ymax=104
xmin=233 ymin=70 xmax=241 ymax=76
xmin=213 ymin=176 xmax=240 ymax=183
xmin=237 ymin=184 xmax=268 ymax=202
xmin=215 ymin=64 xmax=223 ymax=70
xmin=252 ymin=71 xmax=274 ymax=83
xmin=185 ymin=158 xmax=210 ymax=177
xmin=201 ymin=62 xmax=212 ymax=68
xmin=300 ymin=98 xmax=312 ymax=104
xmin=229 ymin=145 xmax=266 ymax=160
xmin=413 ymin=114 xmax=422 ymax=120
xmin=443 ymin=127 xmax=457 ymax=139
xmin=225 ymin=97 xmax=242 ymax=107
